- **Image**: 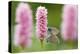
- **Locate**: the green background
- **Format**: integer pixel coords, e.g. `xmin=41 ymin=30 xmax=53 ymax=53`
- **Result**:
xmin=10 ymin=1 xmax=78 ymax=53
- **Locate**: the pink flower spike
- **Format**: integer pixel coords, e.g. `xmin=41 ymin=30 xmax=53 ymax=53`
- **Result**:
xmin=14 ymin=3 xmax=33 ymax=48
xmin=61 ymin=5 xmax=78 ymax=41
xmin=36 ymin=6 xmax=48 ymax=47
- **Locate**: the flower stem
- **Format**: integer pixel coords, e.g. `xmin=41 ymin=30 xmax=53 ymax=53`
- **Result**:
xmin=40 ymin=38 xmax=44 ymax=48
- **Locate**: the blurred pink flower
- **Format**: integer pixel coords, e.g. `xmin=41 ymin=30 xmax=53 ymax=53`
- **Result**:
xmin=36 ymin=6 xmax=48 ymax=46
xmin=14 ymin=3 xmax=33 ymax=48
xmin=61 ymin=5 xmax=78 ymax=41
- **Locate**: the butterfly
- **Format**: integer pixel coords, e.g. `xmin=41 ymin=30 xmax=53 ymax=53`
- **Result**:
xmin=46 ymin=27 xmax=60 ymax=44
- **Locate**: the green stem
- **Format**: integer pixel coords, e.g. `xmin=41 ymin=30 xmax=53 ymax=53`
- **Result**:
xmin=40 ymin=39 xmax=44 ymax=48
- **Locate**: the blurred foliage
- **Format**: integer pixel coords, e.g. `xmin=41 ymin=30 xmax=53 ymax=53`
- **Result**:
xmin=10 ymin=1 xmax=78 ymax=53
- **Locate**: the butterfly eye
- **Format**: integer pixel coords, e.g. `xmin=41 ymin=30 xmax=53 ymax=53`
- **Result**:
xmin=48 ymin=28 xmax=52 ymax=32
